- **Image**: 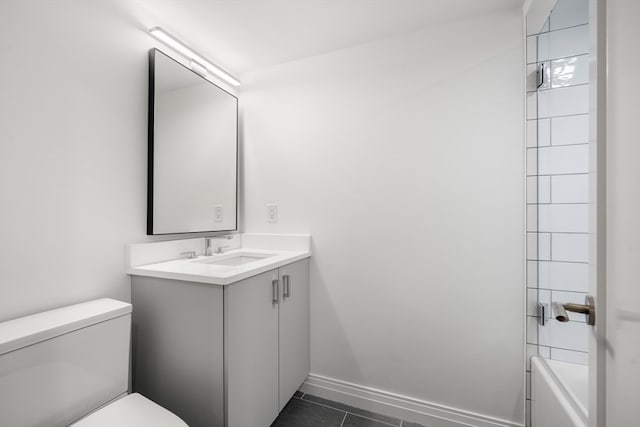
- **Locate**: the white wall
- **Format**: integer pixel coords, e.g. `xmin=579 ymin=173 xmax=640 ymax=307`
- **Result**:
xmin=605 ymin=0 xmax=640 ymax=425
xmin=241 ymin=9 xmax=525 ymax=425
xmin=0 ymin=1 xmax=151 ymax=321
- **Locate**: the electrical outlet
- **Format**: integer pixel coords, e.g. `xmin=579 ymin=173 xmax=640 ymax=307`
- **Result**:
xmin=214 ymin=205 xmax=223 ymax=222
xmin=267 ymin=204 xmax=278 ymax=223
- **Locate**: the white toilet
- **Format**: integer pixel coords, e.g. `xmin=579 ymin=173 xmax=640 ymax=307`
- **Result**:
xmin=0 ymin=298 xmax=188 ymax=427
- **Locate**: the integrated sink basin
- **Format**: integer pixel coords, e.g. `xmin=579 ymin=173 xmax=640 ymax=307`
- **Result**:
xmin=126 ymin=234 xmax=311 ymax=285
xmin=192 ymin=251 xmax=277 ymax=267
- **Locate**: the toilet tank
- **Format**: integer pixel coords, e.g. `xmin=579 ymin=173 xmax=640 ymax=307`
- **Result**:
xmin=0 ymin=298 xmax=132 ymax=427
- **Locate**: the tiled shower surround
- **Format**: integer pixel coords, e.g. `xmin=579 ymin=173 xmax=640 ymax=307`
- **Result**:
xmin=525 ymin=0 xmax=589 ymax=424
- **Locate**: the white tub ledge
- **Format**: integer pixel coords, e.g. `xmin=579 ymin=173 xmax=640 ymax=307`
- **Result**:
xmin=531 ymin=356 xmax=587 ymax=427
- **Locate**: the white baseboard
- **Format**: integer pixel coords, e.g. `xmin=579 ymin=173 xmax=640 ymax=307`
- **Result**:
xmin=300 ymin=374 xmax=524 ymax=427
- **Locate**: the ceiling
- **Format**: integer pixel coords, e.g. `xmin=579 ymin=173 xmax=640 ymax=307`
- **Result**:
xmin=132 ymin=0 xmax=523 ymax=76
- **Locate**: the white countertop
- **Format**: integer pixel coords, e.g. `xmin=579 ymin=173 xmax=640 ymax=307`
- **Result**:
xmin=127 ymin=248 xmax=311 ymax=285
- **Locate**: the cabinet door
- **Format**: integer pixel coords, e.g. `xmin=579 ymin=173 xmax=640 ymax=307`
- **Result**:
xmin=225 ymin=269 xmax=280 ymax=427
xmin=278 ymin=259 xmax=310 ymax=410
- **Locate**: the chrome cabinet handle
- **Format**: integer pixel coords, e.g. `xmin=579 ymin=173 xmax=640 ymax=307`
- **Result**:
xmin=272 ymin=279 xmax=279 ymax=304
xmin=282 ymin=275 xmax=291 ymax=299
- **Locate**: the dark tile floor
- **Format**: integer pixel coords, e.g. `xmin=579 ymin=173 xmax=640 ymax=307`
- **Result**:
xmin=271 ymin=392 xmax=427 ymax=427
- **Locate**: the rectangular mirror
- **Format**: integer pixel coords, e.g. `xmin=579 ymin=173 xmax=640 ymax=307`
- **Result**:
xmin=148 ymin=48 xmax=238 ymax=235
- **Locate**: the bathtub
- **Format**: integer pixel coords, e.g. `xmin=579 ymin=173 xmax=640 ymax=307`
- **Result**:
xmin=531 ymin=356 xmax=588 ymax=427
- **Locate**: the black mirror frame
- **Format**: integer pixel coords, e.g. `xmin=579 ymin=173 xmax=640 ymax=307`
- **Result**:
xmin=147 ymin=48 xmax=239 ymax=235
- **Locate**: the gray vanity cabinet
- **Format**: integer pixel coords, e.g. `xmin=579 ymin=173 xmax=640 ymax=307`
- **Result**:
xmin=277 ymin=260 xmax=311 ymax=410
xmin=225 ymin=268 xmax=280 ymax=426
xmin=131 ymin=258 xmax=310 ymax=427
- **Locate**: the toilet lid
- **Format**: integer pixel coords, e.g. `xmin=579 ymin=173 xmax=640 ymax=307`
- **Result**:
xmin=70 ymin=393 xmax=188 ymax=427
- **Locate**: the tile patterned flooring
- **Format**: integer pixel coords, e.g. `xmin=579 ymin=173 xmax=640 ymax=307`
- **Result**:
xmin=271 ymin=392 xmax=426 ymax=427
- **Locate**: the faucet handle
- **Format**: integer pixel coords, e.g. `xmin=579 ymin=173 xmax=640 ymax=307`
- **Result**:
xmin=180 ymin=250 xmax=197 ymax=259
xmin=215 ymin=245 xmax=231 ymax=254
xmin=552 ymin=295 xmax=595 ymax=326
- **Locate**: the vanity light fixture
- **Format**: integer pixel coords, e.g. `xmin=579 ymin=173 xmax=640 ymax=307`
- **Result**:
xmin=189 ymin=60 xmax=208 ymax=77
xmin=149 ymin=26 xmax=240 ymax=86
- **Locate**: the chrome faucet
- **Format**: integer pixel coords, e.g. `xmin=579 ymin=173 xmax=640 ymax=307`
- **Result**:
xmin=205 ymin=235 xmax=233 ymax=256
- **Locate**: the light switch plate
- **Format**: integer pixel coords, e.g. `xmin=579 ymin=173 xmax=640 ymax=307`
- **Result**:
xmin=214 ymin=205 xmax=223 ymax=222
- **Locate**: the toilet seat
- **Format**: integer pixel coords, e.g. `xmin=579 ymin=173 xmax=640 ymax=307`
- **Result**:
xmin=70 ymin=393 xmax=187 ymax=427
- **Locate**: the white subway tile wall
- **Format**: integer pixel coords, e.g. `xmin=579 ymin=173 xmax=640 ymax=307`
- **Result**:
xmin=551 ymin=114 xmax=589 ymax=145
xmin=551 ymin=233 xmax=589 ymax=262
xmin=526 ymin=206 xmax=538 ymax=231
xmin=538 ymin=176 xmax=552 ymax=203
xmin=527 ymin=232 xmax=551 ymax=261
xmin=549 ymin=0 xmax=590 ymax=31
xmin=526 ymin=120 xmax=538 ymax=147
xmin=537 ymin=84 xmax=589 ymax=117
xmin=537 ymin=204 xmax=589 ymax=232
xmin=526 ymin=92 xmax=538 ymax=119
xmin=537 ymin=119 xmax=551 ymax=146
xmin=550 ymin=347 xmax=589 ymax=365
xmin=526 ymin=177 xmax=538 ymax=204
xmin=527 ymin=316 xmax=539 ymax=345
xmin=526 ymin=148 xmax=538 ymax=175
xmin=524 ymin=1 xmax=589 ymax=422
xmin=540 ymin=17 xmax=550 ymax=34
xmin=536 ymin=25 xmax=589 ymax=61
xmin=551 ymin=55 xmax=589 ymax=88
xmin=538 ymin=233 xmax=551 ymax=260
xmin=537 ymin=261 xmax=589 ymax=292
xmin=540 ymin=319 xmax=589 ymax=351
xmin=526 ymin=36 xmax=537 ymax=64
xmin=527 ymin=261 xmax=538 ymax=287
xmin=551 ymin=174 xmax=589 ymax=203
xmin=527 ymin=233 xmax=538 ymax=260
xmin=537 ymin=144 xmax=589 ymax=175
